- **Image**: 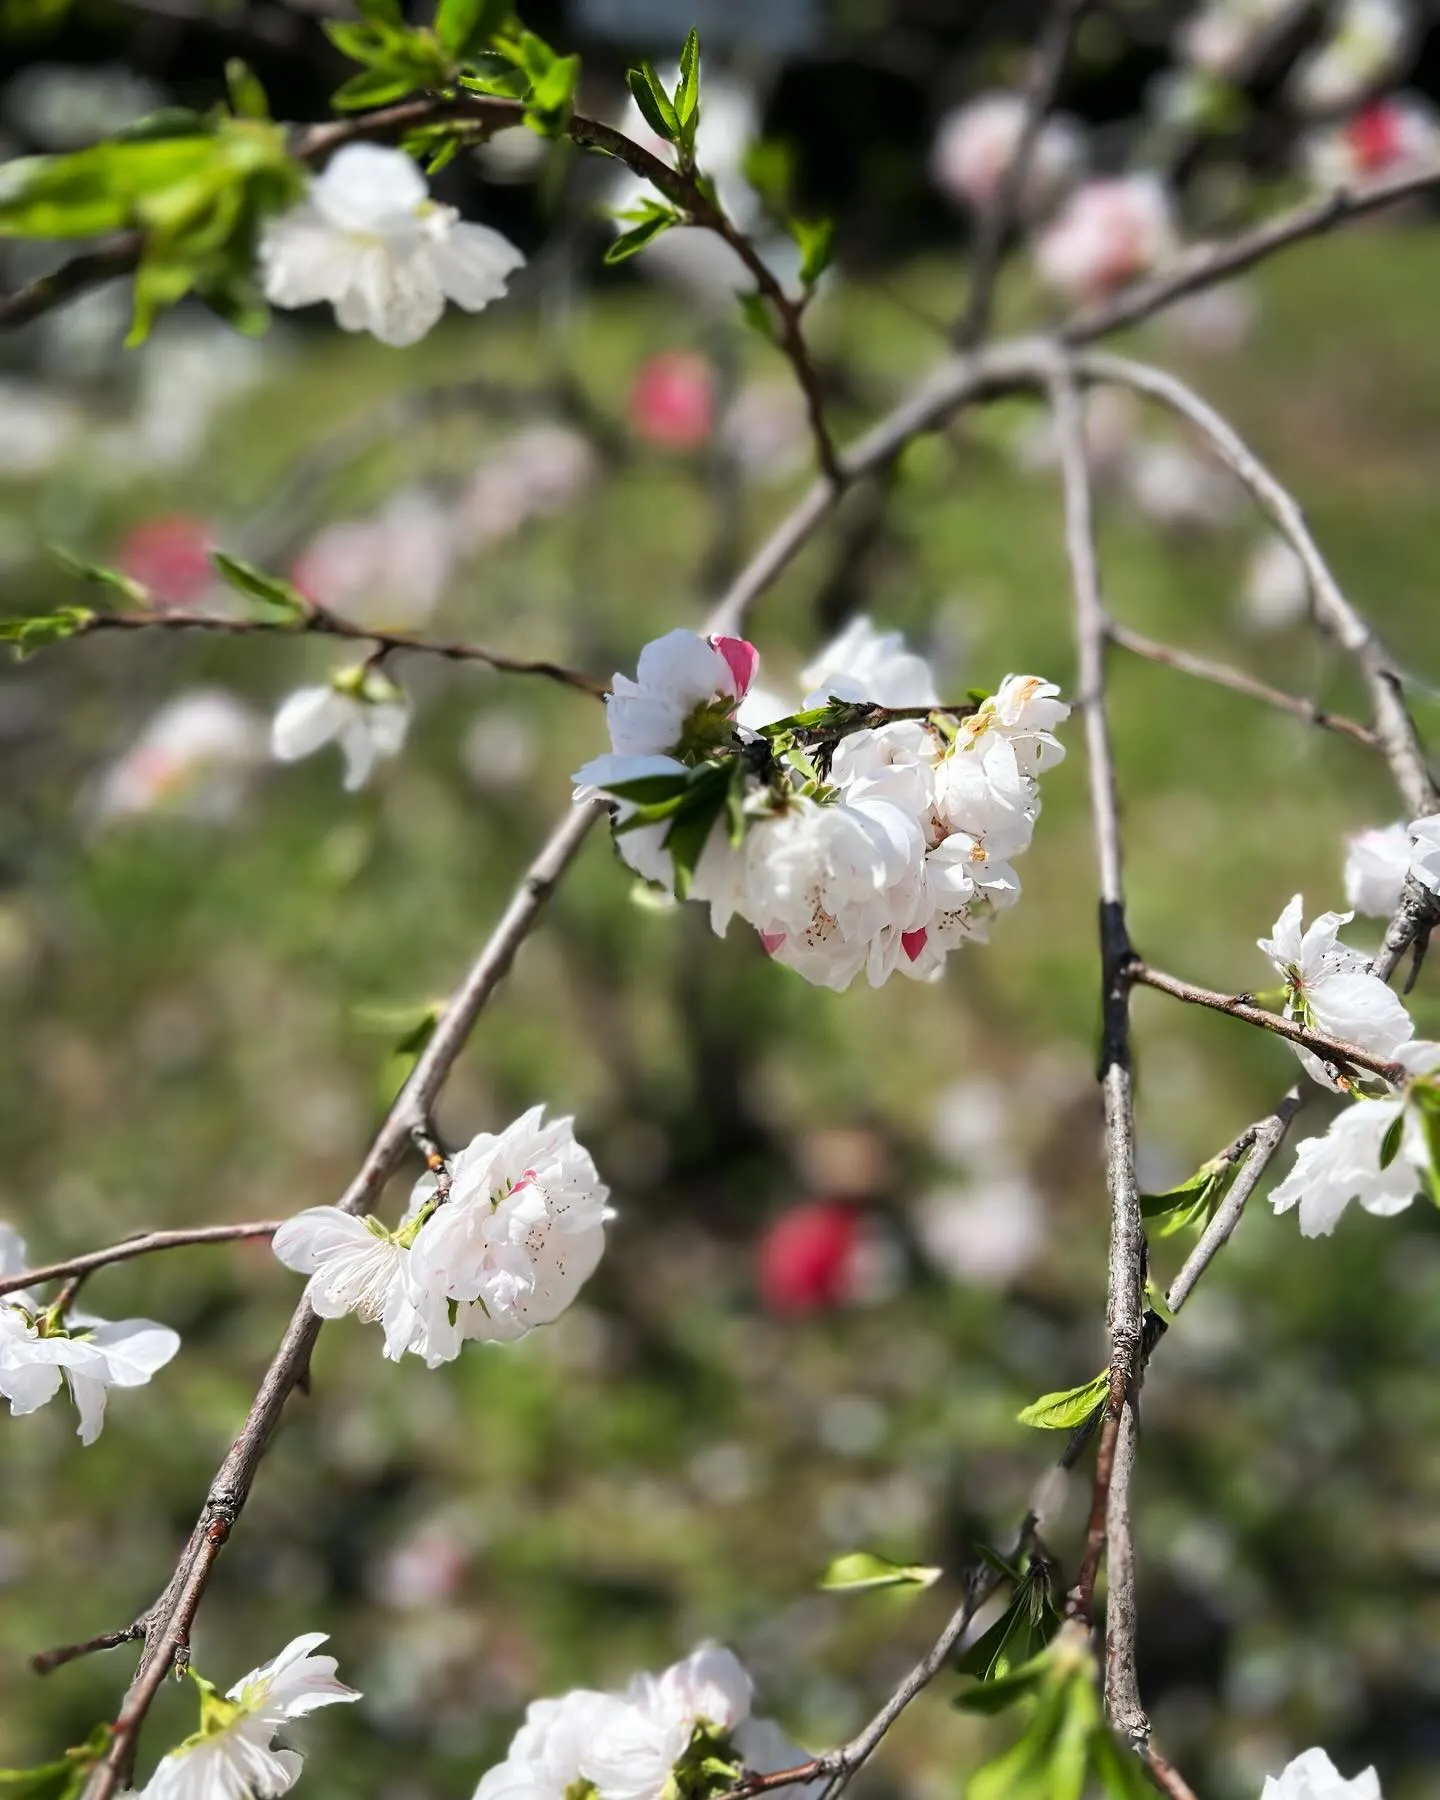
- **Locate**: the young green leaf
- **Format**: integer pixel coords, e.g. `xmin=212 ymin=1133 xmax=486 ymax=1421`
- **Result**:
xmin=1016 ymin=1369 xmax=1109 ymax=1431
xmin=210 ymin=552 xmax=311 ymax=621
xmin=1379 ymin=1107 xmax=1406 ymax=1172
xmin=790 ymin=215 xmax=834 ymax=288
xmin=603 ymin=199 xmax=683 ymax=264
xmin=0 ymin=607 xmax=97 ymax=659
xmin=676 ymin=28 xmax=700 ymax=125
xmin=225 ymin=58 xmax=269 ymax=119
xmin=626 ymin=62 xmax=680 ymax=142
xmin=356 ymin=0 xmax=405 ymax=24
xmin=737 ymin=290 xmax=775 ymax=341
xmin=603 ymin=771 xmax=694 ymax=807
xmin=0 ymin=1728 xmax=110 ymax=1800
xmin=49 ymin=544 xmax=150 ymax=605
xmin=434 ymin=0 xmax=506 ymax=58
xmin=818 ymin=1551 xmax=941 ymax=1593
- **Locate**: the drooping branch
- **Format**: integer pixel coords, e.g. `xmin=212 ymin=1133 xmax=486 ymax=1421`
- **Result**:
xmin=953 ymin=0 xmax=1090 ymax=349
xmin=66 ymin=607 xmax=610 ymax=697
xmin=1131 ymin=963 xmax=1409 ymax=1086
xmin=1070 ymin=349 xmax=1439 ymax=821
xmin=1106 ymin=620 xmax=1379 ymax=749
xmin=0 ymin=1222 xmax=281 ymax=1301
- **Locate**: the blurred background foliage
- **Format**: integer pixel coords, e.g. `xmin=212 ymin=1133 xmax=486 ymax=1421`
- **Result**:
xmin=3 ymin=0 xmax=1440 ymax=1796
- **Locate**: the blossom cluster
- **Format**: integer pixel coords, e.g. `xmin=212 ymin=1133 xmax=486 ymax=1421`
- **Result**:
xmin=272 ymin=1108 xmax=611 ymax=1364
xmin=475 ymin=1643 xmax=817 ymax=1800
xmin=574 ymin=621 xmax=1068 ymax=991
xmin=0 ymin=1225 xmax=180 ymax=1444
xmin=1256 ymin=884 xmax=1440 ymax=1237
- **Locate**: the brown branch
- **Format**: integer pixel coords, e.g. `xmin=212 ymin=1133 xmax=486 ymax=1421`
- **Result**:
xmin=0 ymin=237 xmax=142 ymax=331
xmin=71 ymin=608 xmax=609 ymax=697
xmin=1063 ymin=161 xmax=1440 ymax=349
xmin=33 ymin=1622 xmax=146 ymax=1677
xmin=1132 ymin=962 xmax=1408 ymax=1086
xmin=1106 ymin=621 xmax=1378 ymax=749
xmin=1144 ymin=1744 xmax=1203 ymax=1800
xmin=0 ymin=1223 xmax=280 ymax=1301
xmin=953 ymin=0 xmax=1090 ymax=349
xmin=1049 ymin=358 xmax=1153 ymax=1761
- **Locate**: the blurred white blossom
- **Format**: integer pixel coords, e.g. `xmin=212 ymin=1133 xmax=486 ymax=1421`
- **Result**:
xmin=271 ymin=669 xmax=410 ymax=790
xmin=1343 ymin=812 xmax=1440 ymax=916
xmin=1261 ymin=1747 xmax=1381 ymax=1800
xmin=261 ymin=144 xmax=524 ymax=346
xmin=1304 ymin=92 xmax=1440 ymax=186
xmin=292 ymin=490 xmax=454 ymax=632
xmin=92 ymin=689 xmax=266 ymax=825
xmin=1240 ymin=535 xmax=1310 ymax=632
xmin=1289 ymin=0 xmax=1412 ymax=114
xmin=929 ymin=92 xmax=1085 ymax=216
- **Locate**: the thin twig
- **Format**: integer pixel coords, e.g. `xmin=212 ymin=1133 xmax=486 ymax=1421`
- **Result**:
xmin=1164 ymin=1093 xmax=1303 ymax=1317
xmin=1070 ymin=351 xmax=1438 ymax=821
xmin=1050 ymin=357 xmax=1154 ymax=1758
xmin=1106 ymin=620 xmax=1378 ymax=748
xmin=0 ymin=237 xmax=142 ymax=331
xmin=0 ymin=1222 xmax=282 ymax=1301
xmin=33 ymin=1622 xmax=146 ymax=1677
xmin=1132 ymin=961 xmax=1408 ymax=1086
xmin=953 ymin=0 xmax=1090 ymax=348
xmin=71 ymin=608 xmax=609 ymax=697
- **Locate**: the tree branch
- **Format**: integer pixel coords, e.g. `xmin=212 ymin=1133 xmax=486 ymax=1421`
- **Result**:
xmin=1063 ymin=162 xmax=1440 ymax=349
xmin=953 ymin=0 xmax=1090 ymax=349
xmin=0 ymin=1223 xmax=281 ymax=1301
xmin=1049 ymin=356 xmax=1153 ymax=1758
xmin=1069 ymin=350 xmax=1438 ymax=821
xmin=70 ymin=607 xmax=609 ymax=697
xmin=1106 ymin=620 xmax=1378 ymax=749
xmin=1131 ymin=961 xmax=1408 ymax=1086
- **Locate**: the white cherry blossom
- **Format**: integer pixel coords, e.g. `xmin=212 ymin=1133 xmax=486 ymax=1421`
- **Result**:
xmin=1258 ymin=895 xmax=1414 ymax=1086
xmin=138 ymin=1633 xmax=359 ymax=1800
xmin=929 ymin=93 xmax=1085 ymax=216
xmin=1409 ymin=813 xmax=1440 ymax=894
xmin=408 ymin=1107 xmax=611 ymax=1344
xmin=1269 ymin=1094 xmax=1426 ymax=1235
xmin=1261 ymin=1747 xmax=1382 ymax=1800
xmin=1178 ymin=0 xmax=1306 ymax=78
xmin=261 ymin=144 xmax=524 ymax=347
xmin=1344 ymin=821 xmax=1412 ymax=917
xmin=271 ymin=669 xmax=410 ymax=791
xmin=574 ymin=629 xmax=759 ymax=798
xmin=0 ymin=1226 xmax=180 ymax=1444
xmin=271 ymin=1208 xmax=456 ymax=1367
xmin=799 ymin=615 xmax=941 ymax=710
xmin=1034 ymin=174 xmax=1176 ymax=305
xmin=473 ymin=1689 xmax=623 ymax=1800
xmin=1123 ymin=439 xmax=1239 ymax=531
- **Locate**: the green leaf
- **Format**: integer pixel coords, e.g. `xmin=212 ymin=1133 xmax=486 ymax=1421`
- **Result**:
xmin=603 ymin=199 xmax=682 ymax=263
xmin=742 ymin=137 xmax=793 ymax=214
xmin=0 ymin=137 xmax=216 ymax=237
xmin=0 ymin=1730 xmax=109 ymax=1800
xmin=210 ymin=552 xmax=311 ymax=621
xmin=791 ymin=215 xmax=834 ymax=288
xmin=356 ymin=0 xmax=405 ymax=24
xmin=737 ymin=289 xmax=775 ymax=341
xmin=626 ymin=62 xmax=679 ymax=142
xmin=956 ymin=1556 xmax=1060 ymax=1684
xmin=1140 ymin=1157 xmax=1234 ymax=1239
xmin=330 ymin=66 xmax=427 ymax=110
xmin=225 ymin=59 xmax=269 ymax=119
xmin=1090 ymin=1728 xmax=1159 ymax=1800
xmin=49 ymin=544 xmax=149 ymax=604
xmin=676 ymin=28 xmax=700 ymax=124
xmin=435 ymin=0 xmax=487 ymax=56
xmin=952 ymin=1654 xmax=1051 ymax=1715
xmin=458 ymin=54 xmax=530 ymax=97
xmin=525 ymin=49 xmax=580 ymax=129
xmin=818 ymin=1551 xmax=941 ymax=1593
xmin=0 ymin=606 xmax=96 ymax=659
xmin=1379 ymin=1107 xmax=1406 ymax=1172
xmin=1017 ymin=1370 xmax=1109 ymax=1431
xmin=604 ymin=771 xmax=693 ymax=807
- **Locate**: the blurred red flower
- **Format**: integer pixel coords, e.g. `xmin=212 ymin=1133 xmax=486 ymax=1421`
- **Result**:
xmin=629 ymin=351 xmax=716 ymax=450
xmin=757 ymin=1200 xmax=859 ymax=1315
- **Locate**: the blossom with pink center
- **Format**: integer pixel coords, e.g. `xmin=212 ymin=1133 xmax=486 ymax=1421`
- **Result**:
xmin=1304 ymin=92 xmax=1440 ymax=188
xmin=1034 ymin=175 xmax=1177 ymax=305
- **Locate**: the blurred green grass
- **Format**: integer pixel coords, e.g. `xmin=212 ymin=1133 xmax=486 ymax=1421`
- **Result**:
xmin=2 ymin=222 xmax=1440 ymax=1795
